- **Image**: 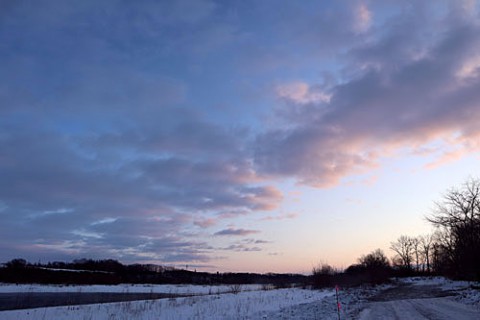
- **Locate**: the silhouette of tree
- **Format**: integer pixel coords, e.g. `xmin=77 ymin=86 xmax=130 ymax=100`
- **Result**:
xmin=359 ymin=249 xmax=389 ymax=269
xmin=419 ymin=234 xmax=434 ymax=273
xmin=311 ymin=263 xmax=336 ymax=288
xmin=390 ymin=235 xmax=414 ymax=271
xmin=428 ymin=178 xmax=480 ymax=280
xmin=358 ymin=249 xmax=391 ymax=284
xmin=5 ymin=258 xmax=27 ymax=269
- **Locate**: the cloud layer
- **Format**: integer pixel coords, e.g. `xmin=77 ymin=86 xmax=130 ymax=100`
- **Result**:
xmin=255 ymin=1 xmax=480 ymax=187
xmin=1 ymin=0 xmax=480 ymax=269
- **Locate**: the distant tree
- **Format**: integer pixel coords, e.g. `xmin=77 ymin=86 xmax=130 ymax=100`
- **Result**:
xmin=311 ymin=263 xmax=336 ymax=288
xmin=427 ymin=178 xmax=480 ymax=280
xmin=312 ymin=263 xmax=335 ymax=276
xmin=419 ymin=234 xmax=434 ymax=273
xmin=390 ymin=235 xmax=414 ymax=271
xmin=358 ymin=249 xmax=391 ymax=284
xmin=344 ymin=263 xmax=364 ymax=274
xmin=411 ymin=237 xmax=421 ymax=271
xmin=359 ymin=249 xmax=389 ymax=269
xmin=6 ymin=258 xmax=27 ymax=269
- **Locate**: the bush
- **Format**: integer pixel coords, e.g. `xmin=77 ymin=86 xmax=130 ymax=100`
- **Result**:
xmin=358 ymin=249 xmax=392 ymax=284
xmin=312 ymin=263 xmax=336 ymax=288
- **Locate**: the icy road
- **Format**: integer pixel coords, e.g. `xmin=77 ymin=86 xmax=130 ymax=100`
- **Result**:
xmin=358 ymin=282 xmax=479 ymax=320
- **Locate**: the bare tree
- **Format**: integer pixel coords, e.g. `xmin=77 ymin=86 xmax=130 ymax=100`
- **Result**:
xmin=428 ymin=178 xmax=480 ymax=227
xmin=419 ymin=234 xmax=434 ymax=273
xmin=428 ymin=178 xmax=480 ymax=280
xmin=390 ymin=235 xmax=414 ymax=270
xmin=431 ymin=228 xmax=455 ymax=274
xmin=411 ymin=237 xmax=421 ymax=271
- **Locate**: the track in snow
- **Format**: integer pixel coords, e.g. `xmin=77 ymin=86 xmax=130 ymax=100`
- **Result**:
xmin=358 ymin=297 xmax=479 ymax=320
xmin=358 ymin=283 xmax=479 ymax=320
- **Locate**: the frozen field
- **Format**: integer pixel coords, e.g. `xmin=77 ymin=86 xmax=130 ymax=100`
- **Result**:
xmin=0 ymin=277 xmax=478 ymax=319
xmin=0 ymin=285 xmax=335 ymax=319
xmin=0 ymin=283 xmax=263 ymax=295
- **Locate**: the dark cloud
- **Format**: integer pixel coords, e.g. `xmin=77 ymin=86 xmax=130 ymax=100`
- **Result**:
xmin=219 ymin=238 xmax=269 ymax=252
xmin=222 ymin=245 xmax=262 ymax=252
xmin=214 ymin=228 xmax=260 ymax=236
xmin=0 ymin=103 xmax=281 ymax=265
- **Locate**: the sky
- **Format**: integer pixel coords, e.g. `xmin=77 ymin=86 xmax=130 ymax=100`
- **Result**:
xmin=1 ymin=0 xmax=480 ymax=274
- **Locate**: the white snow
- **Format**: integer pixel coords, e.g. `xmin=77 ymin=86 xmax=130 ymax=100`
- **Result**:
xmin=357 ymin=277 xmax=480 ymax=320
xmin=0 ymin=287 xmax=334 ymax=320
xmin=0 ymin=283 xmax=262 ymax=294
xmin=358 ymin=298 xmax=480 ymax=320
xmin=0 ymin=277 xmax=478 ymax=319
xmin=396 ymin=276 xmax=480 ymax=307
xmin=397 ymin=276 xmax=472 ymax=289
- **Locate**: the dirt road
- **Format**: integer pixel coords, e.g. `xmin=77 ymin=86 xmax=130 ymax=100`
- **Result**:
xmin=358 ymin=283 xmax=479 ymax=320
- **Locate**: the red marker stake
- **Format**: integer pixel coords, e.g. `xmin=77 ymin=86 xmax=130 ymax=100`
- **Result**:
xmin=335 ymin=285 xmax=341 ymax=320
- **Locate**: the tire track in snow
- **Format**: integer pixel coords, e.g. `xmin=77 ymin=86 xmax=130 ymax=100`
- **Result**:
xmin=359 ymin=284 xmax=479 ymax=320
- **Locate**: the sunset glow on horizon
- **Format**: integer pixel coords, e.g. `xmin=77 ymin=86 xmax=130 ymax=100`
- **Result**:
xmin=1 ymin=0 xmax=480 ymax=274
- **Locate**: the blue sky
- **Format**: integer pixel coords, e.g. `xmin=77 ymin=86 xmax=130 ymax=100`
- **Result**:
xmin=1 ymin=0 xmax=480 ymax=273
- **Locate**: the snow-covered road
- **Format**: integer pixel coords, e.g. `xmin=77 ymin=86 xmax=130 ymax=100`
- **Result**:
xmin=358 ymin=280 xmax=480 ymax=320
xmin=358 ymin=297 xmax=479 ymax=320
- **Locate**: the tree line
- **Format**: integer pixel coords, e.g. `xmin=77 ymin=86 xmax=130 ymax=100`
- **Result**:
xmin=391 ymin=177 xmax=480 ymax=280
xmin=313 ymin=177 xmax=480 ymax=288
xmin=0 ymin=258 xmax=308 ymax=286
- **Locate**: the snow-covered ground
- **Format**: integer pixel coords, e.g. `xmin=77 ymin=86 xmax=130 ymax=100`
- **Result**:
xmin=0 ymin=286 xmax=334 ymax=320
xmin=397 ymin=276 xmax=480 ymax=307
xmin=0 ymin=283 xmax=263 ymax=295
xmin=356 ymin=277 xmax=480 ymax=320
xmin=0 ymin=277 xmax=478 ymax=319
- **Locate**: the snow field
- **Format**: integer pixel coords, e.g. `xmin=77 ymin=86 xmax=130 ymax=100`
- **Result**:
xmin=0 ymin=283 xmax=262 ymax=294
xmin=0 ymin=277 xmax=478 ymax=319
xmin=0 ymin=286 xmax=334 ymax=320
xmin=260 ymin=284 xmax=392 ymax=319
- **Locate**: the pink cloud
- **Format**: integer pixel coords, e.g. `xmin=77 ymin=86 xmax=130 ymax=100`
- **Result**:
xmin=255 ymin=7 xmax=480 ymax=188
xmin=276 ymin=81 xmax=331 ymax=104
xmin=260 ymin=212 xmax=299 ymax=221
xmin=243 ymin=185 xmax=284 ymax=211
xmin=353 ymin=3 xmax=372 ymax=34
xmin=425 ymin=149 xmax=465 ymax=170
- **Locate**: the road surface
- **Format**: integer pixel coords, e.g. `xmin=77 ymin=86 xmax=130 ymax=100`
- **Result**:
xmin=358 ymin=283 xmax=479 ymax=320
